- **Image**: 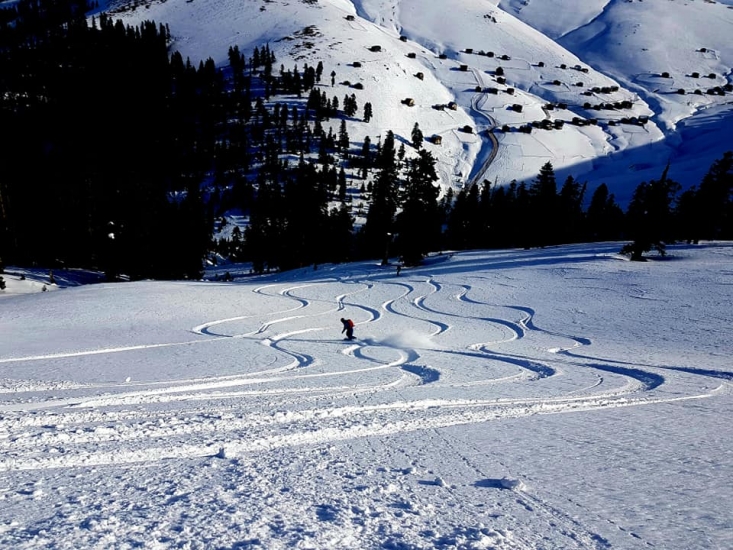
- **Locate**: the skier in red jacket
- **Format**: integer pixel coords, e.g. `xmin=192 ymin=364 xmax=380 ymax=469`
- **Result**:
xmin=341 ymin=318 xmax=355 ymax=340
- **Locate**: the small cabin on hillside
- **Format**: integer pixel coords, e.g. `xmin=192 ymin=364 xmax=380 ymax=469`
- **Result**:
xmin=402 ymin=98 xmax=415 ymax=106
xmin=369 ymin=45 xmax=382 ymax=52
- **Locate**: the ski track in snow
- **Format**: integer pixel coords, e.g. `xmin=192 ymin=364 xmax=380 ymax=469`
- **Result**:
xmin=3 ymin=245 xmax=733 ymax=550
xmin=0 ymin=269 xmax=727 ymax=475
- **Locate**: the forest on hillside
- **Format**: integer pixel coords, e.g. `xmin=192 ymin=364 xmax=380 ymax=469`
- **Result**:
xmin=0 ymin=0 xmax=731 ymax=280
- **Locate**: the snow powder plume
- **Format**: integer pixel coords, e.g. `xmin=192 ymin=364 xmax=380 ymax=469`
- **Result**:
xmin=377 ymin=330 xmax=435 ymax=350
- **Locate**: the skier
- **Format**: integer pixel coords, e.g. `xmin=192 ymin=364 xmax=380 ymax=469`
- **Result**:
xmin=341 ymin=318 xmax=355 ymax=340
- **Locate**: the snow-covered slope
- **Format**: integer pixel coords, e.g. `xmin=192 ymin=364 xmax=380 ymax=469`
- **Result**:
xmin=1 ymin=242 xmax=732 ymax=548
xmin=502 ymin=0 xmax=733 ymax=196
xmin=102 ymin=0 xmax=733 ymax=202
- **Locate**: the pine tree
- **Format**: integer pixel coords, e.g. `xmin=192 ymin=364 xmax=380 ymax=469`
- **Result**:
xmin=446 ymin=183 xmax=482 ymax=250
xmin=338 ymin=167 xmax=347 ymax=202
xmin=411 ymin=122 xmax=423 ymax=149
xmin=395 ymin=150 xmax=441 ymax=265
xmin=622 ymin=164 xmax=680 ymax=260
xmin=363 ymin=131 xmax=399 ymax=261
xmin=557 ymin=175 xmax=586 ymax=243
xmin=586 ymin=183 xmax=624 ymax=242
xmin=338 ymin=119 xmax=350 ymax=153
xmin=363 ymin=102 xmax=373 ymax=123
xmin=316 ymin=61 xmax=324 ymax=82
xmin=528 ymin=161 xmax=558 ymax=246
xmin=327 ymin=204 xmax=354 ymax=263
xmin=360 ymin=135 xmax=372 ymax=179
xmin=686 ymin=151 xmax=732 ymax=240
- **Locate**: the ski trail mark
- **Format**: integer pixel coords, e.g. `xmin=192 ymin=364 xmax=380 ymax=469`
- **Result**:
xmin=381 ymin=280 xmax=450 ymax=337
xmin=506 ymin=305 xmax=592 ymax=351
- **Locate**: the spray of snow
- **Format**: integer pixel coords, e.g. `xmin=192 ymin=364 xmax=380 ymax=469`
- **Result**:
xmin=374 ymin=330 xmax=435 ymax=350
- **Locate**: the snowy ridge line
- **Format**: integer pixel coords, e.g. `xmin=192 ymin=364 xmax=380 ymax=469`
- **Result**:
xmin=1 ymin=387 xmax=724 ymax=472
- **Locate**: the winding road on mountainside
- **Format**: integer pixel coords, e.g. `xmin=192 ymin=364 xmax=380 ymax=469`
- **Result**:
xmin=467 ymin=69 xmax=500 ymax=188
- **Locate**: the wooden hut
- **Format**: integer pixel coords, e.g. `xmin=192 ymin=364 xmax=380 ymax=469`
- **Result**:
xmin=402 ymin=98 xmax=415 ymax=106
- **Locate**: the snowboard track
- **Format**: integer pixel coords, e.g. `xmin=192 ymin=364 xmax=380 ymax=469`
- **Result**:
xmin=0 ymin=271 xmax=726 ymax=474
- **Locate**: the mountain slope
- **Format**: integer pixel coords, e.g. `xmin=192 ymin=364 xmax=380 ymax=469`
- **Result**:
xmin=502 ymin=0 xmax=733 ymax=195
xmin=103 ymin=0 xmax=733 ymax=202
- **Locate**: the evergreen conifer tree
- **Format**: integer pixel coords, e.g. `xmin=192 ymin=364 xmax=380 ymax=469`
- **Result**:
xmin=395 ymin=150 xmax=441 ymax=265
xmin=528 ymin=161 xmax=558 ymax=246
xmin=363 ymin=131 xmax=399 ymax=260
xmin=586 ymin=183 xmax=624 ymax=242
xmin=411 ymin=122 xmax=423 ymax=149
xmin=557 ymin=175 xmax=586 ymax=243
xmin=363 ymin=102 xmax=373 ymax=123
xmin=622 ymin=164 xmax=680 ymax=260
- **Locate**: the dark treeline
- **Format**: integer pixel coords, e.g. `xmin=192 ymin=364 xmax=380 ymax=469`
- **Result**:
xmin=0 ymin=0 xmax=361 ymax=278
xmin=1 ymin=2 xmax=731 ymax=279
xmin=444 ymin=154 xmax=732 ymax=260
xmin=0 ymin=1 xmax=204 ymax=279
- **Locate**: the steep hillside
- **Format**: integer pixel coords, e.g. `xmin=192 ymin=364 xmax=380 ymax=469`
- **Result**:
xmin=102 ymin=0 xmax=733 ymax=202
xmin=502 ymin=0 xmax=733 ymax=197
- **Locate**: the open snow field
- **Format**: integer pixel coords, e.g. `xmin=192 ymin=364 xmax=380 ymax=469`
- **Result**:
xmin=1 ymin=242 xmax=732 ymax=549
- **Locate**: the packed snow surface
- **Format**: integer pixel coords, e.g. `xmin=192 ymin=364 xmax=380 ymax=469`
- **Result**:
xmin=2 ymin=242 xmax=732 ymax=549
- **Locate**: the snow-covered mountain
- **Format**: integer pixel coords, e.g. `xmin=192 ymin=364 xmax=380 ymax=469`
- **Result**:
xmin=1 ymin=242 xmax=732 ymax=548
xmin=100 ymin=0 xmax=733 ymax=203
